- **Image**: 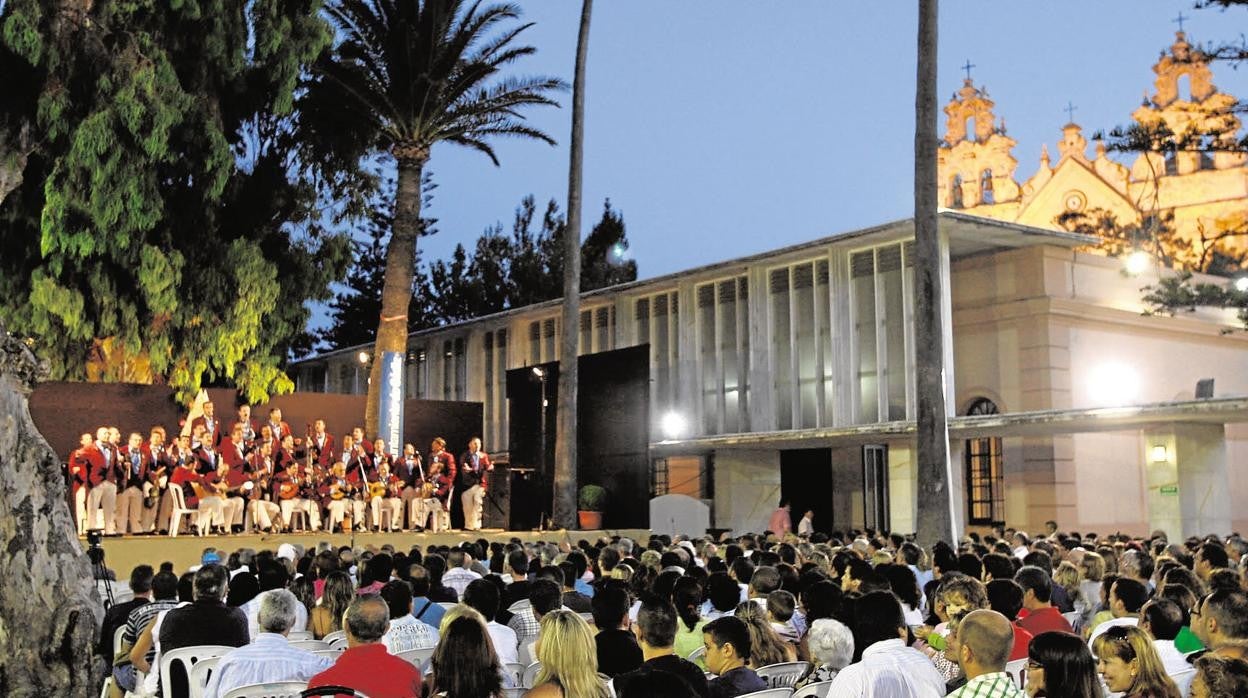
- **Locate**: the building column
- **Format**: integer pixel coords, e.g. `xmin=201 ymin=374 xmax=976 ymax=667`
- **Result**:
xmin=1143 ymin=424 xmax=1231 ymax=540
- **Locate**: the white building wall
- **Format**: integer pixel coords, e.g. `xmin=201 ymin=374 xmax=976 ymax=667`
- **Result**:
xmin=712 ymin=449 xmax=782 ymax=534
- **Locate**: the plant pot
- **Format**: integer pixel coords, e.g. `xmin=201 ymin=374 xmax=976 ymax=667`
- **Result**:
xmin=578 ymin=511 xmax=602 ymax=530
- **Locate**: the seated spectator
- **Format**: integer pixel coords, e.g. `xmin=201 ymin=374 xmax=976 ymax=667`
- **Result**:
xmin=830 ymin=591 xmax=946 ymax=697
xmin=99 ymin=565 xmax=154 ymax=659
xmin=511 ymin=578 xmax=563 ymax=663
xmin=423 ymin=554 xmax=460 ymax=603
xmin=879 ymin=563 xmax=924 ymax=626
xmin=443 ymin=549 xmax=482 ymax=599
xmin=242 ymin=560 xmax=307 ymax=639
xmin=308 ymin=595 xmax=423 ymax=698
xmin=204 ymin=589 xmax=331 ymax=698
xmin=946 ymin=609 xmax=1026 ymax=698
xmin=1191 ymin=589 xmax=1248 ymax=662
xmin=380 ymin=579 xmax=438 ymax=653
xmin=430 ymin=614 xmax=503 ymax=698
xmin=157 ymin=565 xmax=249 ymax=697
xmin=463 ymin=578 xmax=520 ymax=665
xmin=673 ymin=576 xmax=708 ymax=661
xmin=704 ymin=572 xmax=741 ymax=622
xmin=559 ymin=560 xmax=592 ymax=612
xmin=734 ymin=600 xmax=797 ymax=666
xmin=526 ymin=609 xmax=610 ymax=698
xmin=502 ymin=549 xmax=533 ymax=609
xmin=702 ymin=616 xmax=766 ymax=698
xmin=1191 ymin=654 xmax=1248 ymax=698
xmin=1092 ymin=625 xmax=1181 ymax=698
xmin=1087 ymin=577 xmax=1148 ymax=646
xmin=614 ymin=596 xmax=709 ymax=698
xmin=408 ymin=564 xmax=446 ymax=629
xmin=616 ymin=668 xmax=700 ymax=698
xmin=765 ymin=589 xmax=800 ymax=643
xmin=985 ymin=579 xmax=1034 ymax=661
xmin=1015 ymin=565 xmax=1074 ymax=636
xmin=1194 ymin=543 xmax=1229 ymax=583
xmin=592 ymin=584 xmax=644 ymax=677
xmin=113 ymin=569 xmax=179 ymax=694
xmin=310 ymin=570 xmax=355 ymax=640
xmin=1026 ymin=630 xmax=1101 ymax=698
xmin=796 ymin=618 xmax=854 ymax=688
xmin=1140 ymin=598 xmax=1196 ymax=694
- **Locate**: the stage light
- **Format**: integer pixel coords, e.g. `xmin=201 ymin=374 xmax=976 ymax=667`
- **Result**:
xmin=1087 ymin=362 xmax=1140 ymax=406
xmin=1150 ymin=445 xmax=1169 ymax=463
xmin=660 ymin=411 xmax=688 ymax=440
xmin=532 ymin=367 xmax=545 ymax=378
xmin=1235 ymin=276 xmax=1248 ymax=292
xmin=1123 ymin=251 xmax=1150 ymax=276
xmin=357 ymin=351 xmax=370 ymax=364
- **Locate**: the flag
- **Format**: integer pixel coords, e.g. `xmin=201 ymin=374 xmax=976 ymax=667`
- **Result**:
xmin=181 ymin=389 xmax=210 ymax=437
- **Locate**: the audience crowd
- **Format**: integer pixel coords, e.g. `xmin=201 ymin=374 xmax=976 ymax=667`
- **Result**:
xmin=96 ymin=522 xmax=1248 ymax=697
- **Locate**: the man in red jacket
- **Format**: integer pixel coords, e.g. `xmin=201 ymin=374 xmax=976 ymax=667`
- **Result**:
xmin=458 ymin=437 xmax=493 ymax=532
xmin=307 ymin=596 xmax=422 ymax=698
xmin=87 ymin=426 xmax=120 ymax=534
xmin=70 ymin=433 xmax=101 ymax=535
xmin=309 ymin=419 xmax=336 ymax=469
xmin=115 ymin=432 xmax=151 ymax=535
xmin=191 ymin=401 xmax=222 ymax=447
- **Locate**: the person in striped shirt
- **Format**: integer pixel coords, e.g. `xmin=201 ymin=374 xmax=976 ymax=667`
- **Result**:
xmin=947 ymin=609 xmax=1026 ymax=698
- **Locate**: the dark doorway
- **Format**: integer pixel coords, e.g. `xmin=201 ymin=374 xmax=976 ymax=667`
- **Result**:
xmin=780 ymin=448 xmax=833 ymax=535
xmin=862 ymin=445 xmax=890 ymax=532
xmin=506 ymin=345 xmax=650 ymax=529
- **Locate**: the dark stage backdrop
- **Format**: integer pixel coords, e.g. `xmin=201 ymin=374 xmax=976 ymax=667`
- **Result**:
xmin=506 ymin=345 xmax=649 ymax=529
xmin=30 ymin=381 xmax=482 ymax=464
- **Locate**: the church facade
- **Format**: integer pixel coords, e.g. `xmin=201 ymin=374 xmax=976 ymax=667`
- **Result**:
xmin=938 ymin=31 xmax=1248 ymax=268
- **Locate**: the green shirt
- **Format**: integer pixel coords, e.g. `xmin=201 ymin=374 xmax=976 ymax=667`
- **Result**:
xmin=674 ymin=618 xmax=708 ymax=667
xmin=1174 ymin=625 xmax=1205 ymax=654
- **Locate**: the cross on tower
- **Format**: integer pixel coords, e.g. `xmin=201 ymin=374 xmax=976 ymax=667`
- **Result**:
xmin=1173 ymin=12 xmax=1188 ymax=33
xmin=1064 ymin=101 xmax=1078 ymax=123
xmin=961 ymin=59 xmax=976 ymax=81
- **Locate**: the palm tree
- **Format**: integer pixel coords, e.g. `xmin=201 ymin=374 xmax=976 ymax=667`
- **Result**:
xmin=305 ymin=0 xmax=565 ymax=436
xmin=913 ymin=0 xmax=957 ymax=547
xmin=554 ymin=0 xmax=593 ymax=530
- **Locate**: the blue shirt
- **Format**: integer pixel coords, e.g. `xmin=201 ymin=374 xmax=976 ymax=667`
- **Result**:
xmin=204 ymin=633 xmax=332 ymax=698
xmin=411 ymin=596 xmax=445 ymax=629
xmin=575 ymin=578 xmax=596 ymax=598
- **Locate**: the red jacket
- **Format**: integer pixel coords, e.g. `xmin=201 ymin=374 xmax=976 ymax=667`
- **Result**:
xmin=219 ymin=437 xmax=247 ymax=473
xmin=430 ymin=451 xmax=456 ymax=487
xmin=191 ymin=415 xmax=222 ymax=447
xmin=457 ymin=450 xmax=492 ymax=492
xmin=265 ymin=420 xmax=292 ymax=441
xmin=73 ymin=446 xmax=103 ymax=488
xmin=309 ymin=433 xmax=336 ymax=467
xmin=118 ymin=447 xmax=150 ymax=489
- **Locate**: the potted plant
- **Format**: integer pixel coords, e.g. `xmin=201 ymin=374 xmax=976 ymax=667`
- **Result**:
xmin=577 ymin=484 xmax=606 ymax=530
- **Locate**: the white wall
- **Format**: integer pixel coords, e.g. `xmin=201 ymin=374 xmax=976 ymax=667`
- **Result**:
xmin=712 ymin=448 xmax=782 ymax=535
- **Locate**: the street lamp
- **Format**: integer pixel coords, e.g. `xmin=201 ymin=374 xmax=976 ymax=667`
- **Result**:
xmin=660 ymin=411 xmax=688 ymax=440
xmin=1123 ymin=251 xmax=1150 ymax=277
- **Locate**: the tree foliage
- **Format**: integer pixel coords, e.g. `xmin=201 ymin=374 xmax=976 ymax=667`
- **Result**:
xmin=323 ymin=194 xmax=639 ymax=349
xmin=0 ymin=0 xmax=368 ymax=402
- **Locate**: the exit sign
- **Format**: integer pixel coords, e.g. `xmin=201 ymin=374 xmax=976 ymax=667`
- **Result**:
xmin=1160 ymin=485 xmax=1179 ymax=496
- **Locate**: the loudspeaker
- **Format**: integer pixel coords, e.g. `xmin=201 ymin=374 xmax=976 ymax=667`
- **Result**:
xmin=1196 ymin=378 xmax=1215 ymax=399
xmin=482 ymin=464 xmax=511 ymax=530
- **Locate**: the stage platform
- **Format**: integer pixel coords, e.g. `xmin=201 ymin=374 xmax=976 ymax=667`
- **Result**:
xmin=90 ymin=528 xmax=652 ymax=575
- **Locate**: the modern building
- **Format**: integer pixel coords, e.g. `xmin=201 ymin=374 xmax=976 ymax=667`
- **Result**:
xmin=292 ymin=211 xmax=1248 ymax=539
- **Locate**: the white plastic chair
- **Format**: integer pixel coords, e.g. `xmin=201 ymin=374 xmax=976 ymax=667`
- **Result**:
xmin=112 ymin=624 xmax=127 ymax=655
xmin=159 ymin=645 xmax=234 ymax=698
xmin=756 ymin=662 xmax=810 ymax=689
xmin=687 ymin=645 xmax=706 ymax=663
xmin=286 ymin=629 xmax=314 ymax=641
xmin=395 ymin=646 xmax=435 ymax=672
xmin=311 ymin=648 xmax=343 ymax=659
xmin=792 ymin=680 xmax=834 ymax=698
xmin=222 ymin=681 xmax=309 ymax=698
xmin=737 ymin=689 xmax=795 ymax=698
xmin=503 ymin=661 xmax=526 ymax=689
xmin=507 ymin=599 xmax=532 ymax=614
xmin=327 ymin=636 xmax=349 ymax=651
xmin=169 ymin=486 xmax=202 ymax=538
xmin=321 ymin=629 xmax=347 ymax=645
xmin=1004 ymin=657 xmax=1028 ymax=690
xmin=287 ymin=639 xmax=330 ymax=651
xmin=188 ymin=655 xmax=221 ymax=698
xmin=522 ymin=661 xmax=543 ymax=689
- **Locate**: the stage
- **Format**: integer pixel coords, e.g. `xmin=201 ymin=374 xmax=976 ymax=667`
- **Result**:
xmin=90 ymin=528 xmax=652 ymax=576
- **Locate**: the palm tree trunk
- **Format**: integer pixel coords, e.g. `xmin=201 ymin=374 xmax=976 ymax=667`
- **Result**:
xmin=0 ymin=324 xmax=103 ymax=696
xmin=554 ymin=0 xmax=593 ymax=530
xmin=365 ymin=148 xmax=427 ymax=437
xmin=913 ymin=0 xmax=956 ymax=548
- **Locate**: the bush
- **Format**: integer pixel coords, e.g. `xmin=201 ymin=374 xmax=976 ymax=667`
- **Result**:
xmin=578 ymin=484 xmax=606 ymax=511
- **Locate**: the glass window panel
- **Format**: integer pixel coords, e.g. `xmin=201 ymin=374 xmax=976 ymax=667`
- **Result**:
xmin=770 ymin=268 xmax=792 ymax=430
xmin=793 ymin=264 xmax=817 ymax=428
xmin=852 ymin=252 xmax=878 ymax=422
xmin=880 ymin=245 xmax=907 ymax=420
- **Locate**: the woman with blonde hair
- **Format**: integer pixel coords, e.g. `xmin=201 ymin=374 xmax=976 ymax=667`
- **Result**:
xmin=1053 ymin=561 xmax=1086 ymax=628
xmin=610 ymin=563 xmax=634 ymax=583
xmin=1092 ymin=624 xmax=1181 ymax=698
xmin=734 ymin=601 xmax=797 ymax=667
xmin=1078 ymin=552 xmax=1105 ymax=613
xmin=525 ymin=610 xmax=609 ymax=698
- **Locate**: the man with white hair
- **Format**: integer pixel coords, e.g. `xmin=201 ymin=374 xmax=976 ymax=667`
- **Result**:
xmin=204 ymin=589 xmax=331 ymax=698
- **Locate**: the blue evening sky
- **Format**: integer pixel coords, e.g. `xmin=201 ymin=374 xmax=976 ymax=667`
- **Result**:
xmin=323 ymin=2 xmax=1248 ymax=325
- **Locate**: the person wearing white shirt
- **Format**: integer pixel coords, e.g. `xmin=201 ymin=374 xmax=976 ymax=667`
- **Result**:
xmin=242 ymin=563 xmax=308 ymax=639
xmin=1087 ymin=577 xmax=1148 ymax=648
xmin=462 ymin=578 xmax=520 ymax=667
xmin=1140 ymin=598 xmax=1197 ymax=695
xmin=828 ymin=591 xmax=946 ymax=698
xmin=443 ymin=550 xmax=482 ymax=599
xmin=380 ymin=580 xmax=439 ymax=653
xmin=204 ymin=590 xmax=331 ymax=698
xmin=797 ymin=510 xmax=815 ymax=537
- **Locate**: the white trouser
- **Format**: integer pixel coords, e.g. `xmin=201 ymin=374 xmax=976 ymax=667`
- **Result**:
xmin=87 ymin=482 xmax=118 ymax=534
xmin=419 ymin=498 xmax=449 ymax=533
xmin=462 ymin=484 xmax=485 ymax=531
xmin=326 ymin=499 xmax=365 ymax=531
xmin=225 ymin=496 xmax=245 ymax=526
xmin=115 ymin=485 xmax=144 ymax=534
xmin=400 ymin=487 xmax=420 ymax=528
xmin=140 ymin=490 xmax=161 ymax=532
xmin=197 ymin=496 xmax=225 ymax=529
xmin=380 ymin=497 xmax=403 ymax=530
xmin=248 ymin=499 xmax=279 ymax=531
xmin=280 ymin=498 xmax=321 ymax=530
xmin=74 ymin=487 xmax=87 ymax=535
xmin=367 ymin=495 xmax=384 ymax=529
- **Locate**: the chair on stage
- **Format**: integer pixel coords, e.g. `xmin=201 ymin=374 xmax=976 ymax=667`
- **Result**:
xmin=169 ymin=486 xmax=204 ymax=538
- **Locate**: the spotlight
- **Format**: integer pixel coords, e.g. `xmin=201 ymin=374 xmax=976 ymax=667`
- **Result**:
xmin=1150 ymin=445 xmax=1169 ymax=463
xmin=1123 ymin=251 xmax=1150 ymax=276
xmin=1235 ymin=277 xmax=1248 ymax=292
xmin=660 ymin=411 xmax=688 ymax=440
xmin=532 ymin=367 xmax=545 ymax=378
xmin=357 ymin=351 xmax=370 ymax=364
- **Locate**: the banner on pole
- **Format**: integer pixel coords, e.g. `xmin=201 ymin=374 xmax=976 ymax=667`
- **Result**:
xmin=378 ymin=351 xmax=405 ymax=460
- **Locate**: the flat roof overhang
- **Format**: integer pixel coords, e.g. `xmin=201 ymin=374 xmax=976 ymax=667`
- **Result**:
xmin=648 ymin=397 xmax=1248 ymax=455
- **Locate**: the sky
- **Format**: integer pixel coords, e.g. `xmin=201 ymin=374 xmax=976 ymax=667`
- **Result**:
xmin=320 ymin=1 xmax=1248 ymax=325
